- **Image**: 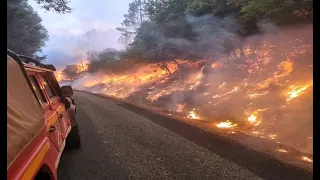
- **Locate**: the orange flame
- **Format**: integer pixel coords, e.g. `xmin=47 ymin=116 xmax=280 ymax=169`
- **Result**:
xmin=286 ymin=81 xmax=313 ymax=102
xmin=245 ymin=108 xmax=268 ymax=126
xmin=55 ymin=71 xmax=64 ymax=82
xmin=76 ymin=61 xmax=89 ymax=73
xmin=301 ymin=156 xmax=313 ymax=163
xmin=277 ymin=149 xmax=288 ymax=153
xmin=187 ymin=109 xmax=199 ymax=119
xmin=216 ymin=120 xmax=238 ymax=128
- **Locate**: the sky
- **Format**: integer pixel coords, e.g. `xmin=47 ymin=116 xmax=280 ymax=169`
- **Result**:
xmin=28 ymin=0 xmax=132 ymax=69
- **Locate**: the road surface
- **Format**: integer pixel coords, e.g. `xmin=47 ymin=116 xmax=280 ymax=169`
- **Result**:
xmin=57 ymin=91 xmax=312 ymax=180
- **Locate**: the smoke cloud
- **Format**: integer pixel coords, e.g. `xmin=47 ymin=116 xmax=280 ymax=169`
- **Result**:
xmin=42 ymin=28 xmax=123 ymax=70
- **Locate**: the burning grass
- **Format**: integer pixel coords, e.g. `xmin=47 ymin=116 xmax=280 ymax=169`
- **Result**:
xmin=59 ymin=25 xmax=313 ymax=158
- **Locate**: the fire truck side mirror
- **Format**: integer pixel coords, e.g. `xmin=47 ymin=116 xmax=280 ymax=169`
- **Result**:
xmin=61 ymin=85 xmax=74 ymax=97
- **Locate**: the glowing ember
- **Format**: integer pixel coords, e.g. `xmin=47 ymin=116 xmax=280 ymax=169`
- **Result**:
xmin=245 ymin=108 xmax=268 ymax=125
xmin=301 ymin=156 xmax=313 ymax=163
xmin=176 ymin=104 xmax=186 ymax=113
xmin=269 ymin=133 xmax=277 ymax=140
xmin=277 ymin=149 xmax=288 ymax=153
xmin=248 ymin=114 xmax=257 ymax=123
xmin=228 ymin=131 xmax=237 ymax=134
xmin=216 ymin=120 xmax=238 ymax=128
xmin=187 ymin=109 xmax=199 ymax=119
xmin=218 ymin=82 xmax=226 ymax=89
xmin=245 ymin=91 xmax=269 ymax=99
xmin=211 ymin=61 xmax=223 ymax=69
xmin=286 ymin=81 xmax=313 ymax=102
xmin=213 ymin=86 xmax=239 ymax=99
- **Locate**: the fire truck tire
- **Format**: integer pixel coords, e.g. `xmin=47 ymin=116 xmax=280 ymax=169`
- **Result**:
xmin=67 ymin=125 xmax=81 ymax=149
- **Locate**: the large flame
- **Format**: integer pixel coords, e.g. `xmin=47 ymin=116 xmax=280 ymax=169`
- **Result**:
xmin=55 ymin=71 xmax=64 ymax=82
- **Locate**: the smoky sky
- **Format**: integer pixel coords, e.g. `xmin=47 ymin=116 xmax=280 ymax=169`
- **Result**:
xmin=28 ymin=0 xmax=132 ymax=69
xmin=42 ymin=29 xmax=123 ymax=69
xmin=28 ymin=0 xmax=282 ymax=70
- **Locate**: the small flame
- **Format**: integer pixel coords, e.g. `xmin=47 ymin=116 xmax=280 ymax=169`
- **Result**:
xmin=245 ymin=91 xmax=269 ymax=99
xmin=269 ymin=133 xmax=277 ymax=139
xmin=176 ymin=104 xmax=186 ymax=113
xmin=211 ymin=61 xmax=223 ymax=69
xmin=213 ymin=86 xmax=239 ymax=99
xmin=286 ymin=81 xmax=313 ymax=102
xmin=252 ymin=131 xmax=260 ymax=134
xmin=216 ymin=120 xmax=238 ymax=128
xmin=187 ymin=109 xmax=199 ymax=119
xmin=248 ymin=114 xmax=257 ymax=123
xmin=301 ymin=156 xmax=313 ymax=163
xmin=228 ymin=131 xmax=237 ymax=134
xmin=218 ymin=82 xmax=226 ymax=89
xmin=277 ymin=149 xmax=288 ymax=153
xmin=245 ymin=108 xmax=268 ymax=125
xmin=253 ymin=60 xmax=293 ymax=90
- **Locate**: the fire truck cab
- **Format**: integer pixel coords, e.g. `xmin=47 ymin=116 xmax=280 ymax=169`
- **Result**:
xmin=7 ymin=49 xmax=80 ymax=180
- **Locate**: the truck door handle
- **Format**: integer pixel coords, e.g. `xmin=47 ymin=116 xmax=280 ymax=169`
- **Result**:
xmin=49 ymin=126 xmax=56 ymax=132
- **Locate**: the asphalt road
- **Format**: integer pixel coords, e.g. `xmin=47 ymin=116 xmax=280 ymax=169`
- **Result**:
xmin=57 ymin=91 xmax=312 ymax=180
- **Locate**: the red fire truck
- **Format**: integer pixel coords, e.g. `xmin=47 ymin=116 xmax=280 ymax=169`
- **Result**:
xmin=7 ymin=49 xmax=80 ymax=180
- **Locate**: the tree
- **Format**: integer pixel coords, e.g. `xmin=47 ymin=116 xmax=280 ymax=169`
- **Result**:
xmin=33 ymin=0 xmax=71 ymax=14
xmin=8 ymin=0 xmax=71 ymax=14
xmin=117 ymin=0 xmax=147 ymax=46
xmin=7 ymin=0 xmax=49 ymax=57
xmin=116 ymin=27 xmax=135 ymax=47
xmin=144 ymin=0 xmax=168 ymax=21
xmin=239 ymin=0 xmax=312 ymax=25
xmin=87 ymin=49 xmax=121 ymax=73
xmin=98 ymin=48 xmax=120 ymax=61
xmin=8 ymin=0 xmax=72 ymax=60
xmin=87 ymin=50 xmax=100 ymax=61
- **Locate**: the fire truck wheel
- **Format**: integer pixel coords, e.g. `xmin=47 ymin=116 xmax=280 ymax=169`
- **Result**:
xmin=67 ymin=125 xmax=81 ymax=149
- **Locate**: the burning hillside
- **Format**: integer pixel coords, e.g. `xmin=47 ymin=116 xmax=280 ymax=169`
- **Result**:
xmin=58 ymin=25 xmax=313 ymax=165
xmin=55 ymin=60 xmax=89 ymax=82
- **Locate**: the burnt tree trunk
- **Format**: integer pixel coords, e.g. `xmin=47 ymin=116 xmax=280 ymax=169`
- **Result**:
xmin=158 ymin=62 xmax=171 ymax=75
